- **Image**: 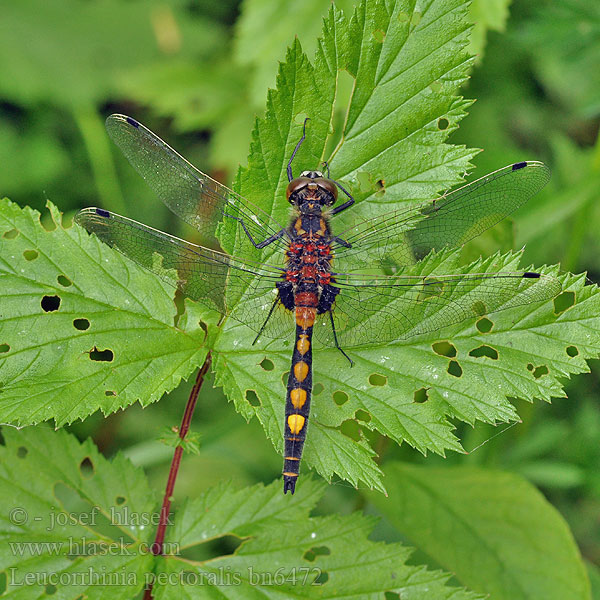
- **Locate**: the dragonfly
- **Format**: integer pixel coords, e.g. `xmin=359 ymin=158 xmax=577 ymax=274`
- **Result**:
xmin=76 ymin=114 xmax=561 ymax=494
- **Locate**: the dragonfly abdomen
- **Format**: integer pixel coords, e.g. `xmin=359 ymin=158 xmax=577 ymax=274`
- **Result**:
xmin=282 ymin=286 xmax=318 ymax=494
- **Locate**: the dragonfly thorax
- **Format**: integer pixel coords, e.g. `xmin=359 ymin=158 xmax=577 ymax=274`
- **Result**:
xmin=286 ymin=171 xmax=338 ymax=208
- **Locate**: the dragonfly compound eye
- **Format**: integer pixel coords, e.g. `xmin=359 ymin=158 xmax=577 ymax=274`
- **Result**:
xmin=315 ymin=178 xmax=338 ymax=205
xmin=286 ymin=177 xmax=311 ymax=203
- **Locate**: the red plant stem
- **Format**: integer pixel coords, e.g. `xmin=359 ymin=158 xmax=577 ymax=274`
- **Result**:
xmin=143 ymin=352 xmax=212 ymax=600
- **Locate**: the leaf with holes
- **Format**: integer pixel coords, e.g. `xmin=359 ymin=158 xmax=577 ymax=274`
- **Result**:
xmin=216 ymin=247 xmax=600 ymax=491
xmin=369 ymin=462 xmax=591 ymax=600
xmin=0 ymin=427 xmax=484 ymax=599
xmin=0 ymin=198 xmax=209 ymax=426
xmin=0 ymin=427 xmax=157 ymax=597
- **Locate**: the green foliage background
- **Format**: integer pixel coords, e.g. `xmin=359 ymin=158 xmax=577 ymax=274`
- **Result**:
xmin=1 ymin=0 xmax=600 ymax=597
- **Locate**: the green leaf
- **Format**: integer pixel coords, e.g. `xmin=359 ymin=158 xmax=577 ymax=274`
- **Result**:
xmin=369 ymin=462 xmax=591 ymax=600
xmin=468 ymin=0 xmax=513 ymax=59
xmin=0 ymin=199 xmax=208 ymax=426
xmin=0 ymin=427 xmax=483 ymax=599
xmin=0 ymin=426 xmax=157 ymax=597
xmin=216 ymin=247 xmax=599 ymax=491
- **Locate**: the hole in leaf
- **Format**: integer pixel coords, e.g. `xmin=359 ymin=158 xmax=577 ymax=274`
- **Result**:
xmin=0 ymin=571 xmax=6 ymax=594
xmin=468 ymin=345 xmax=498 ymax=360
xmin=368 ymin=373 xmax=387 ymax=386
xmin=357 ymin=171 xmax=372 ymax=192
xmin=0 ymin=343 xmax=9 ymax=353
xmin=372 ymin=29 xmax=385 ymax=43
xmin=355 ymin=409 xmax=371 ymax=422
xmin=340 ymin=419 xmax=360 ymax=441
xmin=282 ymin=370 xmax=289 ymax=387
xmin=260 ymin=358 xmax=274 ymax=371
xmin=566 ymin=345 xmax=579 ymax=357
xmin=303 ymin=545 xmax=331 ymax=562
xmin=385 ymin=592 xmax=401 ymax=600
xmin=41 ymin=295 xmax=61 ymax=312
xmin=246 ymin=390 xmax=260 ymax=406
xmin=17 ymin=446 xmax=28 ymax=459
xmin=432 ymin=341 xmax=456 ymax=358
xmin=447 ymin=360 xmax=462 ymax=377
xmin=554 ymin=291 xmax=575 ymax=314
xmin=375 ymin=178 xmax=385 ymax=195
xmin=333 ymin=390 xmax=348 ymax=406
xmin=313 ymin=382 xmax=324 ymax=396
xmin=45 ymin=584 xmax=57 ymax=595
xmin=471 ymin=300 xmax=487 ymax=316
xmin=413 ymin=388 xmax=429 ymax=403
xmin=116 ymin=496 xmax=126 ymax=505
xmin=476 ymin=317 xmax=493 ymax=333
xmin=105 ymin=390 xmax=117 ymax=397
xmin=23 ymin=249 xmax=38 ymax=261
xmin=57 ymin=275 xmax=72 ymax=287
xmin=533 ymin=365 xmax=549 ymax=379
xmin=314 ymin=570 xmax=329 ymax=584
xmin=437 ymin=117 xmax=449 ymax=130
xmin=79 ymin=457 xmax=94 ymax=478
xmin=527 ymin=363 xmax=534 ymax=371
xmin=73 ymin=318 xmax=90 ymax=331
xmin=3 ymin=228 xmax=19 ymax=239
xmin=89 ymin=347 xmax=113 ymax=362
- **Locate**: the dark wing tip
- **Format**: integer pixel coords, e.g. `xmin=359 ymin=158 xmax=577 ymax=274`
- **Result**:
xmin=125 ymin=116 xmax=140 ymax=129
xmin=95 ymin=208 xmax=111 ymax=218
xmin=105 ymin=113 xmax=139 ymax=129
xmin=512 ymin=161 xmax=528 ymax=171
xmin=523 ymin=272 xmax=541 ymax=279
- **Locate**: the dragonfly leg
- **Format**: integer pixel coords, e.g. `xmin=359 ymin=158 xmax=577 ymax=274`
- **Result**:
xmin=287 ymin=118 xmax=310 ymax=182
xmin=223 ymin=213 xmax=287 ymax=249
xmin=330 ymin=182 xmax=354 ymax=215
xmin=252 ymin=294 xmax=281 ymax=345
xmin=329 ymin=310 xmax=354 ymax=367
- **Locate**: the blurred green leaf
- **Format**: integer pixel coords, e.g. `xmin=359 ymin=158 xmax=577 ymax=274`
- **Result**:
xmin=521 ymin=0 xmax=600 ymax=118
xmin=468 ymin=0 xmax=513 ymax=59
xmin=0 ymin=0 xmax=225 ymax=108
xmin=370 ymin=462 xmax=591 ymax=600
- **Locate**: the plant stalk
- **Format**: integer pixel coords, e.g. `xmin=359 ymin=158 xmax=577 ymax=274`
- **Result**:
xmin=143 ymin=352 xmax=212 ymax=599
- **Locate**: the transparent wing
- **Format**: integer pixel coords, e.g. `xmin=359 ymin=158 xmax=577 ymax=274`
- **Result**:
xmin=106 ymin=114 xmax=288 ymax=251
xmin=333 ymin=162 xmax=550 ymax=272
xmin=75 ymin=208 xmax=294 ymax=340
xmin=313 ymin=270 xmax=561 ymax=349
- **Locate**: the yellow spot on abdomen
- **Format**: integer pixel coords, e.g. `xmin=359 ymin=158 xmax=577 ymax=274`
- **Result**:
xmin=293 ymin=361 xmax=309 ymax=382
xmin=297 ymin=335 xmax=310 ymax=355
xmin=290 ymin=388 xmax=307 ymax=409
xmin=296 ymin=307 xmax=316 ymax=328
xmin=288 ymin=414 xmax=305 ymax=435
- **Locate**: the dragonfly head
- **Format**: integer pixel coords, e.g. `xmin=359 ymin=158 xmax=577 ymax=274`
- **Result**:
xmin=286 ymin=171 xmax=338 ymax=208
